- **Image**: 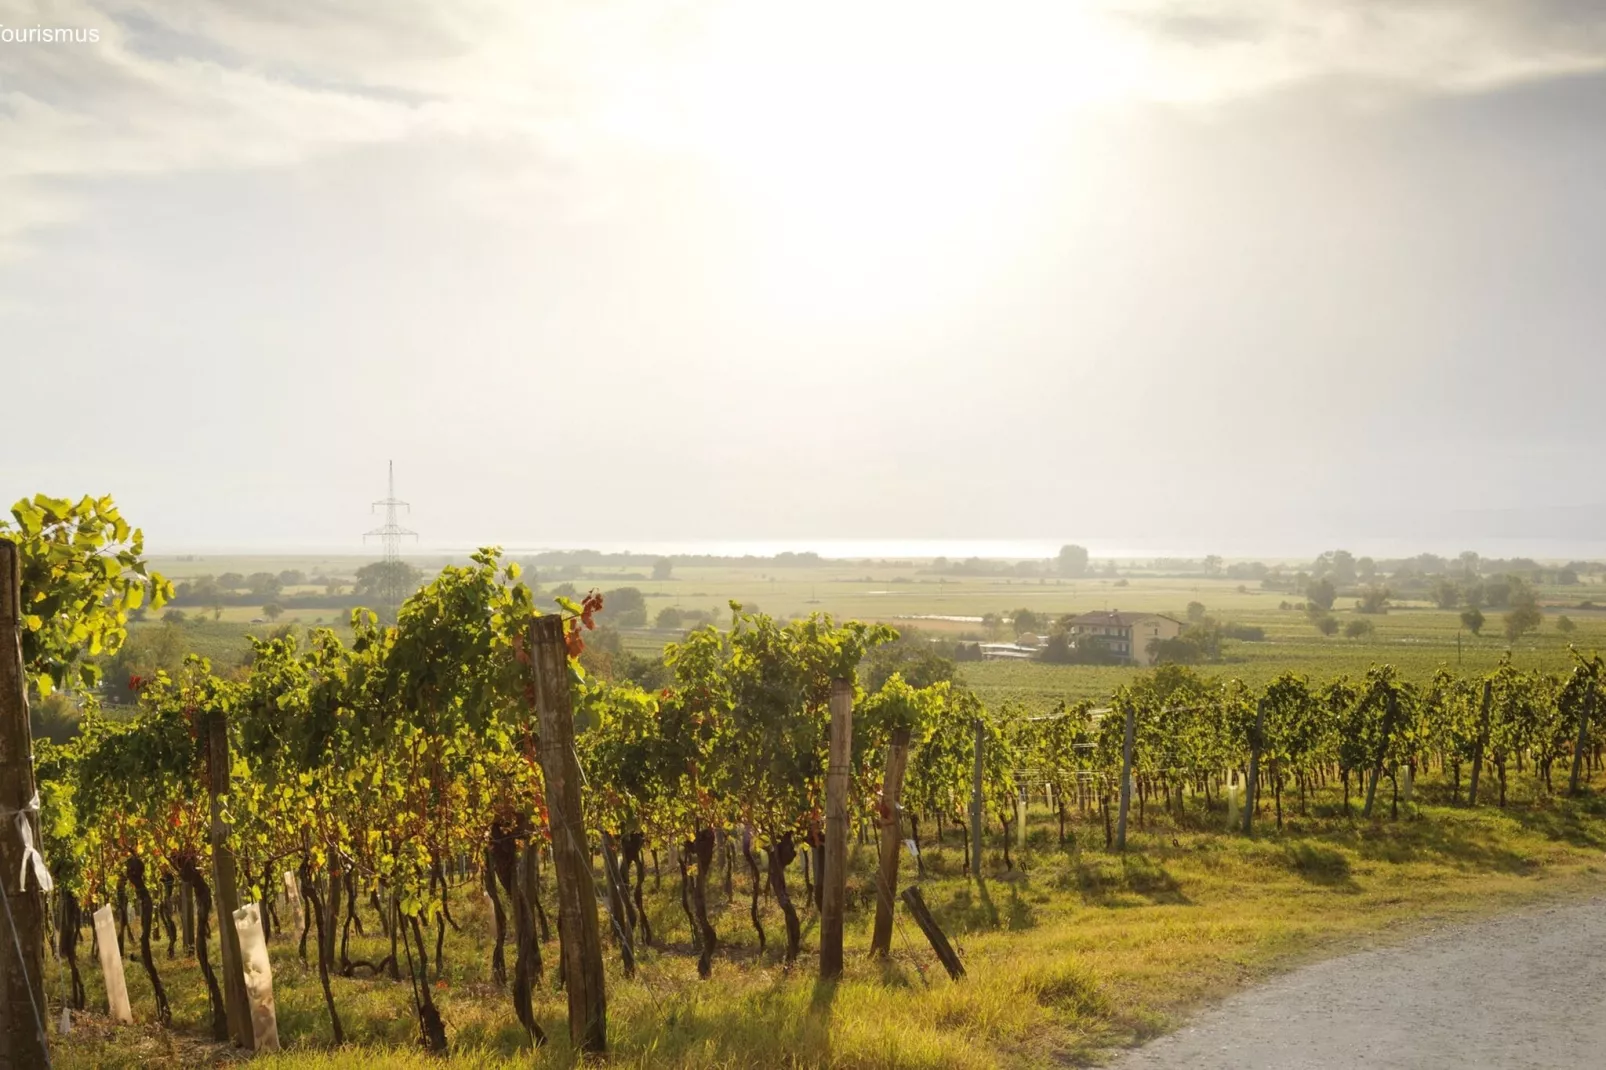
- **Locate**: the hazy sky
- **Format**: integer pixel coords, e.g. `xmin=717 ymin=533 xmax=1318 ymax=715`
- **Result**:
xmin=3 ymin=1 xmax=1605 ymax=557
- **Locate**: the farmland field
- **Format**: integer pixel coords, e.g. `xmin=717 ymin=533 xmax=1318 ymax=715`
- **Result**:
xmin=143 ymin=553 xmax=1606 ymax=711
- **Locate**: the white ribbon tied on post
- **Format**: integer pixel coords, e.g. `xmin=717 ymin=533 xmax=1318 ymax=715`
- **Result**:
xmin=14 ymin=791 xmax=53 ymax=894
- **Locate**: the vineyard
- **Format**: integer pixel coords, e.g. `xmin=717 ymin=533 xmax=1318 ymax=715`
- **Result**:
xmin=6 ymin=498 xmax=1606 ymax=1068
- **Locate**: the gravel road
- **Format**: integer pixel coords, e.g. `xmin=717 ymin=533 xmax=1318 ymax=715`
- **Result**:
xmin=1109 ymin=896 xmax=1606 ymax=1069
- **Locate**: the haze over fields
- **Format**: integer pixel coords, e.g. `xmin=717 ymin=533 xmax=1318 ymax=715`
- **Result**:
xmin=4 ymin=1 xmax=1605 ymax=556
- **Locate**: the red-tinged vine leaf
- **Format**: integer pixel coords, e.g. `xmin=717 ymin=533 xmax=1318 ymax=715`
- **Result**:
xmin=580 ymin=588 xmax=604 ymax=630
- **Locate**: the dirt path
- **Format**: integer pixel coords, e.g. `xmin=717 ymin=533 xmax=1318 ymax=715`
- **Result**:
xmin=1109 ymin=896 xmax=1606 ymax=1069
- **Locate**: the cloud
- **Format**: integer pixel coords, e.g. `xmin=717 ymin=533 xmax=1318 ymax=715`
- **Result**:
xmin=1119 ymin=0 xmax=1606 ymax=100
xmin=1 ymin=0 xmax=1603 ymax=256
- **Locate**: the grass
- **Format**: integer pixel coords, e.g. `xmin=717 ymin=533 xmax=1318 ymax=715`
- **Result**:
xmin=49 ymin=775 xmax=1606 ymax=1069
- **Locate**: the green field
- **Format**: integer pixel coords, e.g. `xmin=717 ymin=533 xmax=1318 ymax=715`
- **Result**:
xmin=141 ymin=554 xmax=1606 ymax=713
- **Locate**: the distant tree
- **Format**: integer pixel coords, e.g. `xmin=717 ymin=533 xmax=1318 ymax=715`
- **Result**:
xmin=354 ymin=560 xmax=423 ymax=605
xmin=182 ymin=574 xmax=221 ymax=601
xmin=655 ymin=606 xmax=684 ymax=630
xmin=217 ymin=572 xmax=246 ymax=590
xmin=1558 ymin=568 xmax=1580 ymax=586
xmin=652 ymin=557 xmax=674 ymax=580
xmin=262 ymin=602 xmax=284 ymax=622
xmin=1186 ymin=601 xmax=1207 ymax=623
xmin=863 ymin=631 xmax=959 ymax=689
xmin=31 ymin=690 xmax=82 ymax=745
xmin=1483 ymin=577 xmax=1513 ymax=609
xmin=605 ymin=586 xmax=648 ymax=628
xmin=277 ymin=569 xmax=306 ymax=587
xmin=1202 ymin=555 xmax=1223 ymax=576
xmin=551 ymin=582 xmax=578 ymax=599
xmin=1460 ymin=607 xmax=1485 ymax=636
xmin=1557 ymin=615 xmax=1577 ymax=635
xmin=1036 ymin=632 xmax=1075 ymax=664
xmin=246 ymin=571 xmax=282 ymax=597
xmin=104 ymin=621 xmax=191 ymax=704
xmin=1356 ymin=585 xmax=1391 ymax=614
xmin=1012 ymin=608 xmax=1040 ymax=636
xmin=1331 ymin=550 xmax=1357 ymax=585
xmin=980 ymin=612 xmax=1004 ymax=639
xmin=1431 ymin=578 xmax=1461 ymax=610
xmin=1313 ymin=614 xmax=1339 ymax=636
xmin=1458 ymin=551 xmax=1481 ymax=578
xmin=1503 ymin=587 xmax=1543 ymax=643
xmin=1056 ymin=544 xmax=1089 ymax=577
xmin=1306 ymin=577 xmax=1337 ymax=611
xmin=1149 ymin=620 xmax=1224 ymax=664
xmin=162 ymin=608 xmax=187 ymax=624
xmin=1343 ymin=618 xmax=1374 ymax=639
xmin=209 ymin=602 xmax=224 ymax=622
xmin=323 ymin=578 xmax=345 ymax=596
xmin=1357 ymin=556 xmax=1377 ymax=583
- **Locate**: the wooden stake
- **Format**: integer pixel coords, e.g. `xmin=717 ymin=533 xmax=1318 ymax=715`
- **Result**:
xmin=1362 ymin=691 xmax=1398 ymax=819
xmin=206 ymin=711 xmax=255 ymax=1049
xmin=969 ymin=718 xmax=984 ymax=875
xmin=1468 ymin=680 xmax=1492 ymax=806
xmin=821 ymin=679 xmax=853 ymax=981
xmin=870 ymin=727 xmax=911 ymax=957
xmin=530 ymin=615 xmax=606 ymax=1053
xmin=900 ymin=887 xmax=964 ymax=981
xmin=1569 ymin=689 xmax=1593 ymax=796
xmin=0 ymin=540 xmax=49 ymax=1070
xmin=599 ymin=832 xmax=635 ymax=978
xmin=1243 ymin=698 xmax=1268 ymax=835
xmin=1115 ymin=702 xmax=1136 ymax=850
xmin=1015 ymin=787 xmax=1027 ymax=850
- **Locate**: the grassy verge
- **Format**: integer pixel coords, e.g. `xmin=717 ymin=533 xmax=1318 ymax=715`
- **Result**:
xmin=49 ymin=782 xmax=1606 ymax=1069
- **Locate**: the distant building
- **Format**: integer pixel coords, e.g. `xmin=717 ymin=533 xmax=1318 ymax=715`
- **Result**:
xmin=978 ymin=642 xmax=1038 ymax=661
xmin=1063 ymin=610 xmax=1183 ymax=666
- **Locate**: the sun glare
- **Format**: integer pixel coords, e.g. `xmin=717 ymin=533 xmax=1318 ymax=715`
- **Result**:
xmin=598 ymin=2 xmax=1144 ymax=322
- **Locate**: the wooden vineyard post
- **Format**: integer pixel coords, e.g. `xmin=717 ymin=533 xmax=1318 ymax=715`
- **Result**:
xmin=1468 ymin=680 xmax=1492 ymax=806
xmin=821 ymin=679 xmax=853 ymax=981
xmin=900 ymin=888 xmax=964 ymax=981
xmin=600 ymin=832 xmax=635 ymax=978
xmin=1243 ymin=698 xmax=1268 ymax=835
xmin=1015 ymin=786 xmax=1027 ymax=850
xmin=0 ymin=541 xmax=49 ymax=1070
xmin=1569 ymin=690 xmax=1593 ymax=797
xmin=969 ymin=718 xmax=984 ymax=875
xmin=1362 ymin=691 xmax=1398 ymax=819
xmin=870 ymin=727 xmax=911 ymax=957
xmin=206 ymin=711 xmax=255 ymax=1050
xmin=1115 ymin=702 xmax=1136 ymax=851
xmin=530 ymin=615 xmax=606 ymax=1053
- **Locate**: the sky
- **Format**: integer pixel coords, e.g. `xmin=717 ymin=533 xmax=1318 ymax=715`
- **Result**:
xmin=2 ymin=1 xmax=1605 ymax=559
